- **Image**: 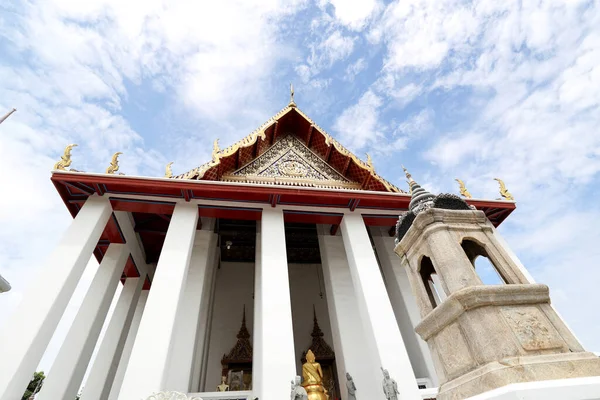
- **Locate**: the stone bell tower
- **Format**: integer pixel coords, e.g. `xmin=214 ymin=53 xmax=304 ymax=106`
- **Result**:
xmin=393 ymin=170 xmax=600 ymax=400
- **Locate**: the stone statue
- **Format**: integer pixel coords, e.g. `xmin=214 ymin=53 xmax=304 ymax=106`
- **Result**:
xmin=291 ymin=375 xmax=308 ymax=400
xmin=346 ymin=372 xmax=356 ymax=400
xmin=301 ymin=349 xmax=329 ymax=400
xmin=216 ymin=376 xmax=229 ymax=392
xmin=381 ymin=368 xmax=399 ymax=400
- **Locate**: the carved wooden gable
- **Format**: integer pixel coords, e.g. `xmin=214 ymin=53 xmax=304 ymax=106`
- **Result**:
xmin=222 ymin=135 xmax=361 ymax=189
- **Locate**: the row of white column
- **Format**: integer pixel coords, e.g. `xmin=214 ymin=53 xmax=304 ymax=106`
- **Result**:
xmin=253 ymin=210 xmax=427 ymax=400
xmin=0 ymin=196 xmax=429 ymax=400
xmin=0 ymin=197 xmax=219 ymax=400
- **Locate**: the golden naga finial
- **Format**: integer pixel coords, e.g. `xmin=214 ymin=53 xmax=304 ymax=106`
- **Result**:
xmin=289 ymin=83 xmax=296 ymax=107
xmin=165 ymin=161 xmax=174 ymax=178
xmin=494 ymin=178 xmax=514 ymax=201
xmin=106 ymin=152 xmax=122 ymax=174
xmin=455 ymin=178 xmax=472 ymax=198
xmin=212 ymin=139 xmax=220 ymax=160
xmin=53 ymin=144 xmax=78 ymax=170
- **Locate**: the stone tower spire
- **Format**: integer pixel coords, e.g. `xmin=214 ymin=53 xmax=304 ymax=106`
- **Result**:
xmin=393 ymin=168 xmax=600 ymax=399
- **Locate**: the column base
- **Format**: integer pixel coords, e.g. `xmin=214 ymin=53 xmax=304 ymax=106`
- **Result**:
xmin=466 ymin=376 xmax=600 ymax=400
xmin=438 ymin=352 xmax=600 ymax=400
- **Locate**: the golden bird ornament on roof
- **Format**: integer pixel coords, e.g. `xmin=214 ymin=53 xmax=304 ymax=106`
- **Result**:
xmin=106 ymin=152 xmax=122 ymax=174
xmin=53 ymin=144 xmax=78 ymax=171
xmin=455 ymin=178 xmax=472 ymax=198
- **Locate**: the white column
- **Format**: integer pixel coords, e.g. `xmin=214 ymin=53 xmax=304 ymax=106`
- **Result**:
xmin=340 ymin=213 xmax=421 ymax=399
xmin=253 ymin=209 xmax=296 ymax=400
xmin=0 ymin=195 xmax=112 ymax=400
xmin=165 ymin=225 xmax=217 ymax=391
xmin=117 ymin=202 xmax=199 ymax=400
xmin=191 ymin=241 xmax=218 ymax=392
xmin=80 ymin=275 xmax=146 ymax=400
xmin=318 ymin=226 xmax=381 ymax=400
xmin=371 ymin=228 xmax=438 ymax=386
xmin=108 ymin=290 xmax=148 ymax=400
xmin=251 ymin=222 xmax=263 ymax=396
xmin=37 ymin=243 xmax=129 ymax=400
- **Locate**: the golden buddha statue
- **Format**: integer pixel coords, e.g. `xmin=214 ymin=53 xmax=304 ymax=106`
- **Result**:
xmin=301 ymin=349 xmax=329 ymax=400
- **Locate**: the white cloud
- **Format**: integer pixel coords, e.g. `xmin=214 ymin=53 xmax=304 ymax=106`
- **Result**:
xmin=326 ymin=0 xmax=380 ymax=31
xmin=396 ymin=108 xmax=434 ymax=136
xmin=320 ymin=31 xmax=355 ymax=65
xmin=298 ymin=30 xmax=356 ymax=81
xmin=0 ymin=0 xmax=308 ymax=379
xmin=372 ymin=0 xmax=600 ymax=350
xmin=333 ymin=90 xmax=383 ymax=150
xmin=344 ymin=57 xmax=366 ymax=81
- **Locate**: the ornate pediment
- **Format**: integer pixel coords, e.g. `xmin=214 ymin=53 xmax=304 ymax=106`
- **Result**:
xmin=222 ymin=135 xmax=361 ymax=189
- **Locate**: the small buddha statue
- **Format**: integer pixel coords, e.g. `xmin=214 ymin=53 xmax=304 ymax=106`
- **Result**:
xmin=216 ymin=376 xmax=229 ymax=392
xmin=301 ymin=349 xmax=329 ymax=400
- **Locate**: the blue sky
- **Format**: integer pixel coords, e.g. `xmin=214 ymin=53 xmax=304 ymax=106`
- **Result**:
xmin=1 ymin=0 xmax=600 ymax=378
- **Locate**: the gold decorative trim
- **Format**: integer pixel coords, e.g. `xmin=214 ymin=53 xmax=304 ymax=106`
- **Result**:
xmin=165 ymin=162 xmax=174 ymax=178
xmin=455 ymin=178 xmax=472 ymax=198
xmin=294 ymin=107 xmax=402 ymax=192
xmin=222 ymin=174 xmax=362 ymax=190
xmin=53 ymin=144 xmax=77 ymax=171
xmin=173 ymin=104 xmax=404 ymax=193
xmin=494 ymin=178 xmax=514 ymax=201
xmin=106 ymin=152 xmax=122 ymax=174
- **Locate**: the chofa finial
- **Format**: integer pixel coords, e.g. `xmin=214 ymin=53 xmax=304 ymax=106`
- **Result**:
xmin=106 ymin=152 xmax=122 ymax=174
xmin=366 ymin=153 xmax=374 ymax=171
xmin=455 ymin=178 xmax=472 ymax=198
xmin=289 ymin=83 xmax=296 ymax=107
xmin=212 ymin=139 xmax=220 ymax=160
xmin=53 ymin=144 xmax=78 ymax=171
xmin=494 ymin=178 xmax=514 ymax=201
xmin=165 ymin=162 xmax=174 ymax=178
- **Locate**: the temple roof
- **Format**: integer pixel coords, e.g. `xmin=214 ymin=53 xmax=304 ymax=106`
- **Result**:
xmin=172 ymin=104 xmax=402 ymax=193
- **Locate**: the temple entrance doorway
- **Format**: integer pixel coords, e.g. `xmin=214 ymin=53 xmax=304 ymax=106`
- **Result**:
xmin=200 ymin=219 xmax=340 ymax=397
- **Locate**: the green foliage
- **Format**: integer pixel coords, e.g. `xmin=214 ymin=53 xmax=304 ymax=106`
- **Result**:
xmin=22 ymin=371 xmax=45 ymax=400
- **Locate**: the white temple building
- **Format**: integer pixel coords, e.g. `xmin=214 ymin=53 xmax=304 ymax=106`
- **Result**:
xmin=0 ymin=97 xmax=599 ymax=400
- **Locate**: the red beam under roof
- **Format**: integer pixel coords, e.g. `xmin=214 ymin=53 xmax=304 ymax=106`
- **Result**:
xmin=51 ymin=172 xmax=516 ymax=280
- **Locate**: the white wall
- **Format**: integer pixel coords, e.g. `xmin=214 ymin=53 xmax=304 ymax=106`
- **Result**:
xmin=203 ymin=262 xmax=334 ymax=392
xmin=203 ymin=262 xmax=255 ymax=391
xmin=288 ymin=263 xmax=334 ymax=375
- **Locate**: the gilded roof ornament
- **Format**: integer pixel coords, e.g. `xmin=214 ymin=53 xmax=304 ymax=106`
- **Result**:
xmin=106 ymin=152 xmax=122 ymax=174
xmin=53 ymin=144 xmax=78 ymax=171
xmin=165 ymin=162 xmax=174 ymax=178
xmin=173 ymin=103 xmax=403 ymax=192
xmin=366 ymin=153 xmax=374 ymax=172
xmin=494 ymin=178 xmax=514 ymax=201
xmin=212 ymin=139 xmax=220 ymax=160
xmin=289 ymin=83 xmax=296 ymax=107
xmin=455 ymin=178 xmax=472 ymax=198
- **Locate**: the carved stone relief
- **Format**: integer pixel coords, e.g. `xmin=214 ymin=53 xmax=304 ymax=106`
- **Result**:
xmin=501 ymin=306 xmax=564 ymax=351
